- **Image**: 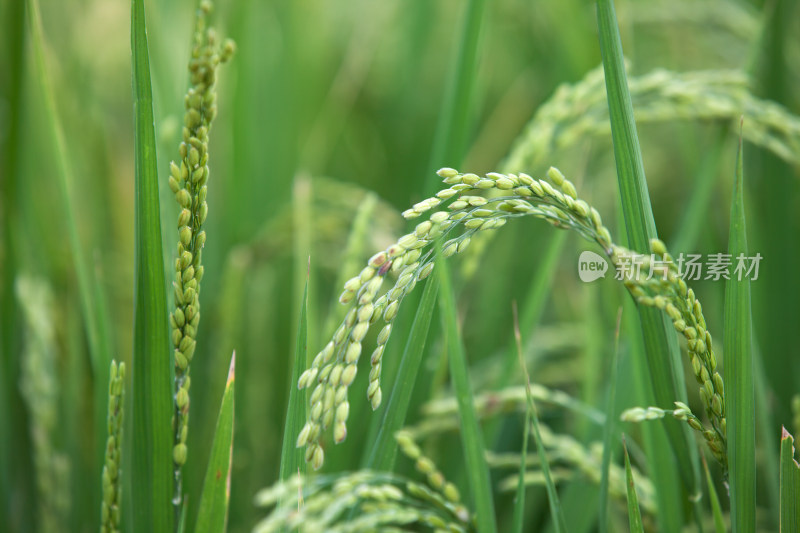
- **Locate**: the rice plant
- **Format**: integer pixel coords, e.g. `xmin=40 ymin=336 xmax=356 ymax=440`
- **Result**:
xmin=2 ymin=0 xmax=799 ymax=532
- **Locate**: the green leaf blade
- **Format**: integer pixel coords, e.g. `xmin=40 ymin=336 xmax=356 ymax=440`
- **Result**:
xmin=598 ymin=309 xmax=623 ymax=533
xmin=362 ymin=274 xmax=439 ymax=472
xmin=596 ymin=2 xmax=702 ymax=524
xmin=279 ymin=278 xmax=308 ymax=482
xmin=623 ymin=437 xmax=644 ymax=533
xmin=131 ymin=0 xmax=174 ymax=530
xmin=510 ymin=408 xmax=529 ymax=533
xmin=702 ymin=455 xmax=726 ymax=533
xmin=779 ymin=427 xmax=800 ymax=532
xmin=437 ymin=262 xmax=497 ymax=533
xmin=425 ymin=0 xmax=487 ymax=195
xmin=723 ymin=133 xmax=755 ymax=533
xmin=195 ymin=354 xmax=236 ymax=533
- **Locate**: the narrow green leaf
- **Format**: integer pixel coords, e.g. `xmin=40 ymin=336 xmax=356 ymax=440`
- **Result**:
xmin=195 ymin=354 xmax=236 ymax=533
xmin=497 ymin=232 xmax=566 ymax=390
xmin=1 ymin=0 xmax=29 ymax=521
xmin=510 ymin=396 xmax=530 ymax=533
xmin=671 ymin=128 xmax=727 ymax=254
xmin=26 ymin=0 xmax=113 ymax=513
xmin=279 ymin=275 xmax=308 ymax=481
xmin=425 ymin=0 xmax=487 ymax=194
xmin=780 ymin=427 xmax=800 ymax=532
xmin=622 ymin=282 xmax=683 ymax=533
xmin=25 ymin=0 xmax=112 ymax=385
xmin=598 ymin=309 xmax=623 ymax=533
xmin=724 ymin=130 xmax=755 ymax=533
xmin=514 ymin=302 xmax=566 ymax=533
xmin=596 ymin=0 xmax=701 ymax=515
xmin=510 ymin=302 xmax=530 ymax=533
xmin=754 ymin=342 xmax=781 ymax=521
xmin=622 ymin=437 xmax=644 ymax=533
xmin=701 ymin=455 xmax=726 ymax=533
xmin=362 ymin=274 xmax=439 ymax=471
xmin=292 ymin=177 xmax=316 ymax=353
xmin=131 ymin=0 xmax=174 ymax=530
xmin=437 ymin=262 xmax=496 ymax=533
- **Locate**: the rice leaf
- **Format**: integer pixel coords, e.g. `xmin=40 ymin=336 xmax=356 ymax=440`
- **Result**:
xmin=622 ymin=282 xmax=683 ymax=533
xmin=510 ymin=301 xmax=531 ymax=533
xmin=511 ymin=388 xmax=530 ymax=533
xmin=622 ymin=437 xmax=644 ymax=533
xmin=26 ymin=0 xmax=114 ymax=509
xmin=437 ymin=261 xmax=497 ymax=533
xmin=779 ymin=427 xmax=800 ymax=532
xmin=25 ymin=0 xmax=112 ymax=389
xmin=514 ymin=303 xmax=566 ymax=533
xmin=0 ymin=0 xmax=23 ymax=516
xmin=292 ymin=176 xmax=316 ymax=352
xmin=596 ymin=0 xmax=701 ymax=511
xmin=598 ymin=309 xmax=623 ymax=533
xmin=279 ymin=275 xmax=308 ymax=481
xmin=754 ymin=342 xmax=781 ymax=521
xmin=195 ymin=353 xmax=236 ymax=533
xmin=425 ymin=0 xmax=487 ymax=195
xmin=131 ymin=0 xmax=174 ymax=529
xmin=671 ymin=128 xmax=727 ymax=254
xmin=701 ymin=454 xmax=726 ymax=533
xmin=723 ymin=129 xmax=755 ymax=533
xmin=497 ymin=232 xmax=566 ymax=390
xmin=362 ymin=274 xmax=439 ymax=471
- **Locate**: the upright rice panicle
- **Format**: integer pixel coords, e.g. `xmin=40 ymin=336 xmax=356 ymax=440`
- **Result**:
xmin=100 ymin=360 xmax=125 ymax=533
xmin=296 ymin=166 xmax=727 ymax=470
xmin=168 ymin=0 xmax=234 ymax=506
xmin=17 ymin=277 xmax=70 ymax=533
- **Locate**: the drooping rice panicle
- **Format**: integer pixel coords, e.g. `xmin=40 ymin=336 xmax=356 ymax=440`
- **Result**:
xmin=296 ymin=166 xmax=726 ymax=470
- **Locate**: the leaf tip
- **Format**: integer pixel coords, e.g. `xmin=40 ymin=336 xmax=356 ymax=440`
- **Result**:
xmin=227 ymin=351 xmax=235 ymax=386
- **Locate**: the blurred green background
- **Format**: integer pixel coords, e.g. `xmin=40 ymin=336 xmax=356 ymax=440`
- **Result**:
xmin=1 ymin=0 xmax=798 ymax=531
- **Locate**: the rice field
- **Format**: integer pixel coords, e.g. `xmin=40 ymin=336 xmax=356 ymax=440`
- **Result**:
xmin=1 ymin=0 xmax=799 ymax=532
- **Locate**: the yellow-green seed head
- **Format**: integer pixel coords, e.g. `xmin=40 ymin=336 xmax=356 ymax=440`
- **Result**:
xmin=333 ymin=421 xmax=347 ymax=444
xmin=443 ymin=482 xmax=460 ymax=503
xmin=359 ymin=266 xmax=376 ymax=283
xmin=351 ymin=322 xmax=369 ymax=343
xmin=370 ymin=345 xmax=384 ymax=365
xmin=495 ymin=177 xmax=513 ymax=189
xmin=341 ymin=364 xmax=357 ymax=386
xmin=176 ymin=388 xmax=189 ymax=409
xmin=368 ymin=252 xmax=387 ymax=268
xmin=329 ymin=365 xmax=344 ymax=387
xmin=173 ymin=443 xmax=188 ymax=465
xmin=175 ymin=350 xmax=189 ymax=370
xmin=345 ymin=342 xmax=362 ymax=364
xmin=370 ymin=387 xmax=382 ymax=410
